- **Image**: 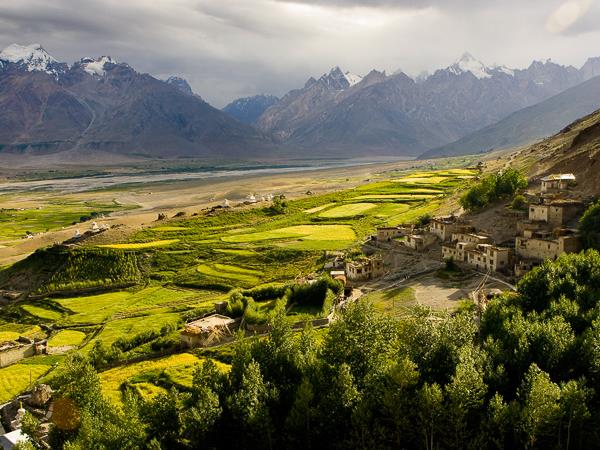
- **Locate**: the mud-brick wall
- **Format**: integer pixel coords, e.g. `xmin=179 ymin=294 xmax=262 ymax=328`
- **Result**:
xmin=0 ymin=344 xmax=35 ymax=368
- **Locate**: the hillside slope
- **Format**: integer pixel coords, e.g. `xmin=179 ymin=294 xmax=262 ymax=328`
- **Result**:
xmin=421 ymin=75 xmax=600 ymax=159
xmin=513 ymin=108 xmax=600 ymax=195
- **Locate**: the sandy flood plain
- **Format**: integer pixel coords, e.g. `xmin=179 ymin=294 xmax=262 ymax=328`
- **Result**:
xmin=0 ymin=159 xmax=421 ymax=266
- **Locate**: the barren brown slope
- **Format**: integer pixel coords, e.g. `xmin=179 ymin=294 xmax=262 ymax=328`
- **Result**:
xmin=513 ymin=108 xmax=600 ymax=195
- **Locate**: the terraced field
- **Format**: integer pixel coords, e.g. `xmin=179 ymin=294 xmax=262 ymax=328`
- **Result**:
xmin=197 ymin=263 xmax=262 ymax=285
xmin=99 ymin=239 xmax=180 ymax=249
xmin=47 ymin=330 xmax=86 ymax=348
xmin=0 ymin=324 xmax=41 ymax=343
xmin=0 ymin=362 xmax=52 ymax=403
xmin=99 ymin=353 xmax=229 ymax=404
xmin=318 ymin=203 xmax=377 ymax=218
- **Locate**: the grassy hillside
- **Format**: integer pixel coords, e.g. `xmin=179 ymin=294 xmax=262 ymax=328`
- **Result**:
xmin=0 ymin=245 xmax=142 ymax=296
xmin=421 ymin=75 xmax=600 ymax=159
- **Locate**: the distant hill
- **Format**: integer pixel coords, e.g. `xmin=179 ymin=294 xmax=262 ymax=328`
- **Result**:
xmin=420 ymin=75 xmax=600 ymax=159
xmin=222 ymin=95 xmax=279 ymax=125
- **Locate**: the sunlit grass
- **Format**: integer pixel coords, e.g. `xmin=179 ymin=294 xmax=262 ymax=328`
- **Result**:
xmin=98 ymin=239 xmax=179 ymax=249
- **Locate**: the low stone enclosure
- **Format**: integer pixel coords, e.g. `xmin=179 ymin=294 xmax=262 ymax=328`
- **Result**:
xmin=180 ymin=313 xmax=332 ymax=349
xmin=0 ymin=340 xmax=46 ymax=369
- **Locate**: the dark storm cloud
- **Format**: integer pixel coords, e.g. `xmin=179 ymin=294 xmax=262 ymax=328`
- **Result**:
xmin=0 ymin=0 xmax=598 ymax=107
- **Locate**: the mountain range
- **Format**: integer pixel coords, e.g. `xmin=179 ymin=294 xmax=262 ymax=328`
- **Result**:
xmin=2 ymin=43 xmax=600 ymax=164
xmin=252 ymin=53 xmax=600 ymax=157
xmin=0 ymin=43 xmax=274 ymax=162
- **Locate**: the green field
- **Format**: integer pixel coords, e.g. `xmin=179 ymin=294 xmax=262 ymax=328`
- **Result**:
xmin=54 ymin=286 xmax=203 ymax=325
xmin=222 ymin=224 xmax=356 ymax=244
xmin=99 ymin=239 xmax=180 ymax=249
xmin=0 ymin=324 xmax=42 ymax=343
xmin=47 ymin=330 xmax=86 ymax=348
xmin=21 ymin=304 xmax=63 ymax=321
xmin=363 ymin=287 xmax=417 ymax=317
xmin=318 ymin=203 xmax=377 ymax=218
xmin=0 ymin=165 xmax=478 ymax=405
xmin=197 ymin=263 xmax=262 ymax=285
xmin=0 ymin=363 xmax=52 ymax=403
xmin=84 ymin=312 xmax=181 ymax=350
xmin=0 ymin=199 xmax=135 ymax=241
xmin=99 ymin=353 xmax=229 ymax=404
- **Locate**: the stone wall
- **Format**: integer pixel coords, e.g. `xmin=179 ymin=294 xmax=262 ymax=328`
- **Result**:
xmin=0 ymin=344 xmax=35 ymax=368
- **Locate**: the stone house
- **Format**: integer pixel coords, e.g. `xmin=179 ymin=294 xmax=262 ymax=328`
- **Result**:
xmin=515 ymin=229 xmax=580 ymax=261
xmin=442 ymin=233 xmax=491 ymax=263
xmin=376 ymin=226 xmax=409 ymax=242
xmin=528 ymin=199 xmax=583 ymax=227
xmin=429 ymin=216 xmax=459 ymax=241
xmin=465 ymin=244 xmax=512 ymax=273
xmin=404 ymin=233 xmax=437 ymax=251
xmin=345 ymin=255 xmax=384 ymax=281
xmin=180 ymin=315 xmax=240 ymax=348
xmin=541 ymin=173 xmax=576 ymax=193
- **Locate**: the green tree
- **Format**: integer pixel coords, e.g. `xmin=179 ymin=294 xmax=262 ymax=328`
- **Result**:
xmin=558 ymin=380 xmax=592 ymax=450
xmin=519 ymin=364 xmax=561 ymax=448
xmin=141 ymin=388 xmax=183 ymax=448
xmin=445 ymin=346 xmax=487 ymax=447
xmin=579 ymin=199 xmax=600 ymax=250
xmin=417 ymin=382 xmax=444 ymax=450
xmin=228 ymin=360 xmax=275 ymax=447
xmin=285 ymin=377 xmax=316 ymax=449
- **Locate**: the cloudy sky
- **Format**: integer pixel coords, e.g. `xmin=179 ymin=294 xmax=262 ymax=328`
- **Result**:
xmin=1 ymin=0 xmax=599 ymax=107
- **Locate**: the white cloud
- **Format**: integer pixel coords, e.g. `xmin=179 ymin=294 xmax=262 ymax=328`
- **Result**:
xmin=546 ymin=0 xmax=591 ymax=33
xmin=0 ymin=0 xmax=599 ymax=107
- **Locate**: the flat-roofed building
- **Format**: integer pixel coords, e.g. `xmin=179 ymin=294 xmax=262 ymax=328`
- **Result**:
xmin=515 ymin=229 xmax=580 ymax=262
xmin=345 ymin=255 xmax=384 ymax=281
xmin=180 ymin=314 xmax=240 ymax=348
xmin=466 ymin=244 xmax=512 ymax=273
xmin=528 ymin=199 xmax=583 ymax=227
xmin=405 ymin=233 xmax=437 ymax=251
xmin=541 ymin=173 xmax=576 ymax=193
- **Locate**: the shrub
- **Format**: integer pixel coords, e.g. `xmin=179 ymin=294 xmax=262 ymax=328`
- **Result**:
xmin=460 ymin=168 xmax=527 ymax=211
xmin=511 ymin=194 xmax=527 ymax=210
xmin=579 ymin=199 xmax=600 ymax=250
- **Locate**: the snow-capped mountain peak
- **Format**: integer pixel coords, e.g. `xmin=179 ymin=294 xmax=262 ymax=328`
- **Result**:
xmin=319 ymin=66 xmax=362 ymax=89
xmin=80 ymin=56 xmax=115 ymax=77
xmin=344 ymin=71 xmax=362 ymax=87
xmin=0 ymin=43 xmax=59 ymax=74
xmin=166 ymin=76 xmax=193 ymax=95
xmin=448 ymin=52 xmax=491 ymax=79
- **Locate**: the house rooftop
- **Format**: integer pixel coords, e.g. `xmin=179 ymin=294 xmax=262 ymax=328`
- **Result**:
xmin=184 ymin=314 xmax=236 ymax=334
xmin=541 ymin=173 xmax=576 ymax=182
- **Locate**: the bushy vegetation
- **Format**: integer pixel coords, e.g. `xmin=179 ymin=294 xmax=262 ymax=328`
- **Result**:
xmin=224 ymin=276 xmax=342 ymax=325
xmin=579 ymin=198 xmax=600 ymax=250
xmin=0 ymin=245 xmax=141 ymax=295
xmin=19 ymin=250 xmax=600 ymax=449
xmin=460 ymin=168 xmax=527 ymax=211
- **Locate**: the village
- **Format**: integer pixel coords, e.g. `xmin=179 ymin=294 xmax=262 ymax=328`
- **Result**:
xmin=0 ymin=172 xmax=592 ymax=448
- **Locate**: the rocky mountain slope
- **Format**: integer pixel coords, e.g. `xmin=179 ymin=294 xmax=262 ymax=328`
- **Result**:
xmin=222 ymin=94 xmax=279 ymax=124
xmin=420 ymin=74 xmax=600 ymax=159
xmin=256 ymin=54 xmax=599 ymax=156
xmin=514 ymin=107 xmax=600 ymax=196
xmin=0 ymin=44 xmax=274 ymax=162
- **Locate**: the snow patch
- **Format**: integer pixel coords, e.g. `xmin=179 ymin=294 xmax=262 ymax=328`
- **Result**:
xmin=0 ymin=43 xmax=58 ymax=74
xmin=448 ymin=52 xmax=491 ymax=79
xmin=344 ymin=71 xmax=362 ymax=86
xmin=81 ymin=56 xmax=115 ymax=76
